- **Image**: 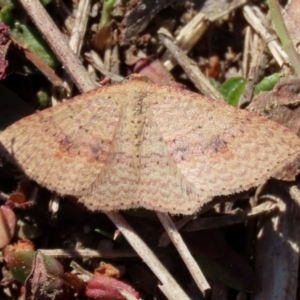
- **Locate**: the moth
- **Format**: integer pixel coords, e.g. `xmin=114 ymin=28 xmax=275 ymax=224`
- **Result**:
xmin=1 ymin=78 xmax=300 ymax=214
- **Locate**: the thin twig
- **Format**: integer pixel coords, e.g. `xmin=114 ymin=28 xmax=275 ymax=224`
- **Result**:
xmin=161 ymin=11 xmax=208 ymax=71
xmin=39 ymin=248 xmax=137 ymax=258
xmin=200 ymin=0 xmax=247 ymax=21
xmin=60 ymin=0 xmax=92 ymax=98
xmin=243 ymin=4 xmax=288 ymax=67
xmin=10 ymin=36 xmax=64 ymax=88
xmin=70 ymin=260 xmax=93 ymax=278
xmin=289 ymin=185 xmax=300 ymax=206
xmin=156 ymin=212 xmax=210 ymax=295
xmin=242 ymin=26 xmax=252 ymax=79
xmin=161 ymin=0 xmax=246 ymax=71
xmin=18 ymin=0 xmax=95 ymax=92
xmin=118 ymin=289 xmax=140 ymax=300
xmin=159 ymin=29 xmax=223 ymax=100
xmin=85 ymin=50 xmax=124 ymax=82
xmin=159 ymin=216 xmax=193 ymax=247
xmin=239 ymin=30 xmax=267 ymax=107
xmin=69 ymin=0 xmax=91 ymax=55
xmin=110 ymin=31 xmax=121 ymax=75
xmin=106 ymin=212 xmax=191 ymax=300
xmin=267 ymin=0 xmax=300 ymax=79
xmin=187 ymin=200 xmax=279 ymax=231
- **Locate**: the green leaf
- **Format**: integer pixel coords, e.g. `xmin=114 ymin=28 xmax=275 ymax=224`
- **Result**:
xmin=40 ymin=0 xmax=52 ymax=5
xmin=254 ymin=73 xmax=280 ymax=95
xmin=0 ymin=2 xmax=59 ymax=70
xmin=94 ymin=228 xmax=114 ymax=239
xmin=17 ymin=219 xmax=42 ymax=240
xmin=100 ymin=0 xmax=117 ymax=27
xmin=36 ymin=89 xmax=51 ymax=108
xmin=5 ymin=251 xmax=35 ymax=283
xmin=220 ymin=77 xmax=246 ymax=107
xmin=0 ymin=3 xmax=14 ymax=24
xmin=6 ymin=250 xmax=65 ymax=285
xmin=10 ymin=22 xmax=59 ymax=69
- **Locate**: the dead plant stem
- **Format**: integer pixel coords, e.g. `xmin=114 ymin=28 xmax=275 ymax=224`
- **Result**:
xmin=18 ymin=0 xmax=95 ymax=92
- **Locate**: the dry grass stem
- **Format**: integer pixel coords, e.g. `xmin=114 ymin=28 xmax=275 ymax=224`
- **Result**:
xmin=70 ymin=260 xmax=93 ymax=278
xmin=69 ymin=0 xmax=91 ymax=55
xmin=239 ymin=31 xmax=266 ymax=106
xmin=104 ymin=47 xmax=112 ymax=72
xmin=85 ymin=50 xmax=124 ymax=82
xmin=18 ymin=0 xmax=95 ymax=92
xmin=161 ymin=0 xmax=247 ymax=71
xmin=9 ymin=38 xmax=64 ymax=88
xmin=242 ymin=26 xmax=252 ymax=78
xmin=60 ymin=0 xmax=92 ymax=98
xmin=159 ymin=29 xmax=223 ymax=100
xmin=159 ymin=216 xmax=194 ymax=247
xmin=110 ymin=33 xmax=121 ymax=75
xmin=243 ymin=5 xmax=288 ymax=67
xmin=289 ymin=185 xmax=300 ymax=205
xmin=118 ymin=289 xmax=141 ymax=300
xmin=106 ymin=212 xmax=191 ymax=300
xmin=201 ymin=0 xmax=247 ymax=21
xmin=39 ymin=248 xmax=137 ymax=259
xmin=156 ymin=212 xmax=210 ymax=295
xmin=187 ymin=200 xmax=279 ymax=231
xmin=267 ymin=0 xmax=300 ymax=79
xmin=161 ymin=11 xmax=208 ymax=71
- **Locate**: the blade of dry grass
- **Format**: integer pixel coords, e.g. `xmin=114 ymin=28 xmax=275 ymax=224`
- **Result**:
xmin=69 ymin=0 xmax=91 ymax=55
xmin=267 ymin=0 xmax=300 ymax=79
xmin=243 ymin=4 xmax=288 ymax=67
xmin=161 ymin=11 xmax=208 ymax=71
xmin=156 ymin=212 xmax=210 ymax=295
xmin=39 ymin=248 xmax=137 ymax=258
xmin=187 ymin=200 xmax=279 ymax=231
xmin=159 ymin=28 xmax=223 ymax=100
xmin=59 ymin=0 xmax=92 ymax=99
xmin=106 ymin=212 xmax=191 ymax=300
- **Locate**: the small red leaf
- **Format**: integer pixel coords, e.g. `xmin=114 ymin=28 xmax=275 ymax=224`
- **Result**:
xmin=86 ymin=274 xmax=140 ymax=300
xmin=0 ymin=206 xmax=16 ymax=248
